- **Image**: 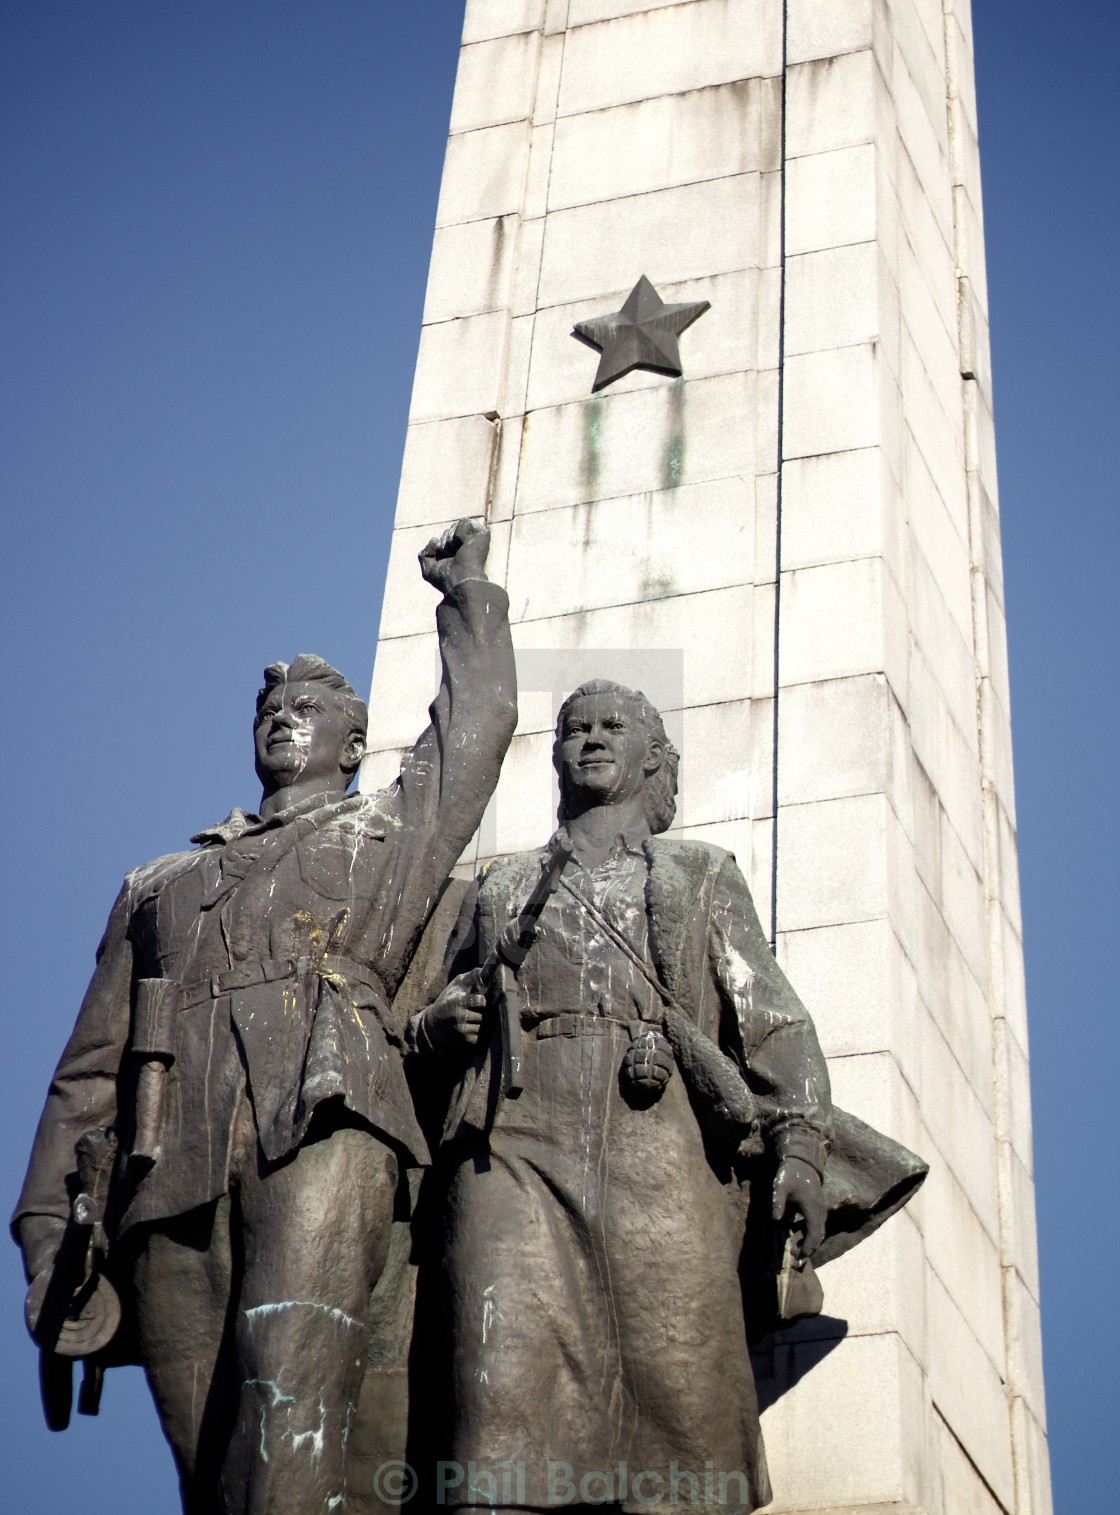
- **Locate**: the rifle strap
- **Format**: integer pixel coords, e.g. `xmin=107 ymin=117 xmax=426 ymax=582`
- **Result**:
xmin=556 ymin=875 xmax=678 ymax=1013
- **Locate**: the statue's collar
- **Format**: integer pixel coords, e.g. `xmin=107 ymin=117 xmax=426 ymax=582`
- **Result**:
xmin=191 ymin=791 xmax=362 ymax=847
xmin=612 ymin=823 xmax=651 ymax=858
xmin=567 ymin=818 xmax=651 ymax=871
xmin=191 ymin=808 xmax=260 ymax=846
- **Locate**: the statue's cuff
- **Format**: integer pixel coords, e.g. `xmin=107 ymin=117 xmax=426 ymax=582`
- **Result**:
xmin=446 ymin=576 xmax=510 ymax=613
xmin=405 ymin=1012 xmax=435 ymax=1057
xmin=774 ymin=1125 xmax=829 ymax=1179
xmin=15 ymin=1213 xmax=67 ymax=1285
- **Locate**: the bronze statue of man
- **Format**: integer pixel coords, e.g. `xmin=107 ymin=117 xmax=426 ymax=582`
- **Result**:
xmin=13 ymin=519 xmax=516 ymax=1515
xmin=409 ymin=679 xmax=925 ymax=1515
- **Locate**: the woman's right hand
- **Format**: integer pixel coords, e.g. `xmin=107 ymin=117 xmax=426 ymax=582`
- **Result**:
xmin=414 ymin=969 xmax=489 ymax=1056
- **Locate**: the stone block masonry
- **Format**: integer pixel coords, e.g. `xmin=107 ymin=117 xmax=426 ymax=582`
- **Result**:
xmin=363 ymin=3 xmax=1050 ymax=1511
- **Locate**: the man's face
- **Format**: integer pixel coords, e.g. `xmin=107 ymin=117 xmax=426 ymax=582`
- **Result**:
xmin=557 ymin=693 xmax=660 ymax=810
xmin=254 ymin=680 xmax=359 ymax=796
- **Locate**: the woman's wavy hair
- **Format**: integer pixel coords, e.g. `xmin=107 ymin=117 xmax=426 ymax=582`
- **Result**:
xmin=553 ymin=679 xmax=680 ymax=834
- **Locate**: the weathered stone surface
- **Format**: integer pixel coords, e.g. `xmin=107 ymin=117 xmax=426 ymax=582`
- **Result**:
xmin=392 ymin=414 xmax=499 ymax=530
xmin=462 ymin=0 xmax=545 ymax=45
xmin=435 ymin=120 xmax=531 ymax=227
xmin=537 ymin=173 xmax=761 ymax=307
xmin=365 ymin=0 xmax=1048 ymax=1509
xmin=423 ymin=215 xmax=521 ymax=323
xmin=558 ymin=0 xmax=782 ymax=117
xmin=760 ymin=1332 xmax=926 ymax=1512
xmin=408 ymin=309 xmax=508 ymax=422
xmin=449 ymin=31 xmax=539 ymax=134
xmin=506 ymin=476 xmax=755 ymax=614
xmin=549 ymin=80 xmax=774 ymax=211
xmin=785 ymin=142 xmax=878 ymax=254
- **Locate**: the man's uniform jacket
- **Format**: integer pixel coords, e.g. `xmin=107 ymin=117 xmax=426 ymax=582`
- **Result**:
xmin=14 ymin=578 xmax=516 ymax=1245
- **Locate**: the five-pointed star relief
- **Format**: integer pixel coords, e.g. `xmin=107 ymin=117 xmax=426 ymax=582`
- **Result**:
xmin=573 ymin=274 xmax=711 ymax=391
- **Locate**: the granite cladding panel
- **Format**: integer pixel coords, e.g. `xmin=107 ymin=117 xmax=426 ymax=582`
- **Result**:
xmin=366 ymin=1 xmax=1046 ymax=1504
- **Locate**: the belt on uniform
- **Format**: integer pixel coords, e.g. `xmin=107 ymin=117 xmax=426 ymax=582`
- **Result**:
xmin=531 ymin=1012 xmax=636 ymax=1040
xmin=174 ymin=953 xmax=387 ymax=1011
xmin=128 ymin=954 xmax=391 ymax=1161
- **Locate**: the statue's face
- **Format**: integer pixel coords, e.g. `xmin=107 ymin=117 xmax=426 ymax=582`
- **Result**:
xmin=254 ymin=680 xmax=359 ymax=795
xmin=557 ymin=692 xmax=660 ymax=810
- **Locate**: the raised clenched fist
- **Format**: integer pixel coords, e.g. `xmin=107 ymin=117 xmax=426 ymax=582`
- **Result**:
xmin=418 ymin=517 xmax=491 ymax=595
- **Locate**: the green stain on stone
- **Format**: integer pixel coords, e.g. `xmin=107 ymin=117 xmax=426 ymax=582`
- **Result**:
xmin=663 ymin=378 xmax=686 ymax=489
xmin=581 ymin=393 xmax=603 ymax=494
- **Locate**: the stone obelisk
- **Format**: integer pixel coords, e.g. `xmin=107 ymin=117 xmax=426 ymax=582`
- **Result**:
xmin=363 ymin=3 xmax=1050 ymax=1511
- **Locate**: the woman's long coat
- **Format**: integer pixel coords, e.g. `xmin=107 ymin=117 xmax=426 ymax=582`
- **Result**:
xmin=422 ymin=837 xmax=836 ymax=1514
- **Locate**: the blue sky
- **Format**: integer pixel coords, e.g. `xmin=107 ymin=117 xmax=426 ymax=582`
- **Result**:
xmin=0 ymin=3 xmax=1115 ymax=1510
